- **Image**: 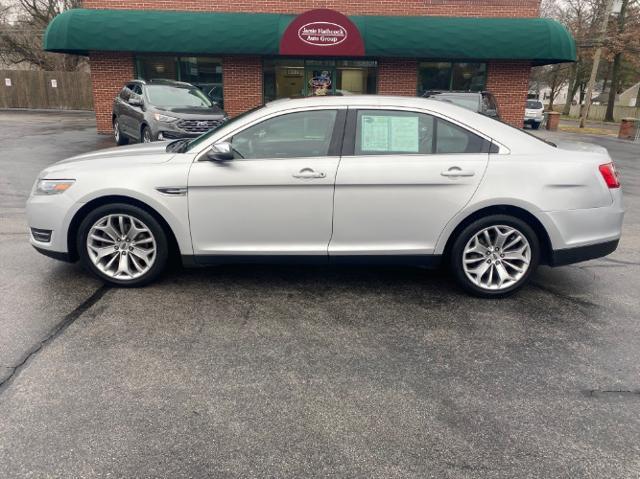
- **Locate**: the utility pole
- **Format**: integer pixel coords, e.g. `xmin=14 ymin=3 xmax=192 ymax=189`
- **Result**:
xmin=579 ymin=0 xmax=616 ymax=128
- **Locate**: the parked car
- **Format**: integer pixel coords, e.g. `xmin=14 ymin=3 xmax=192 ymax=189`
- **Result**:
xmin=28 ymin=96 xmax=623 ymax=297
xmin=524 ymin=99 xmax=545 ymax=129
xmin=112 ymin=79 xmax=227 ymax=144
xmin=421 ymin=90 xmax=500 ymax=119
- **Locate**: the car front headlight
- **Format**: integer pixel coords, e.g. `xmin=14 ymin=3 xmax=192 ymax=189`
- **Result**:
xmin=154 ymin=113 xmax=178 ymax=123
xmin=35 ymin=179 xmax=75 ymax=195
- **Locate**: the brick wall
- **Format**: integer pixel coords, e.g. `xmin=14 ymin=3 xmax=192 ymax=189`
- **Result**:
xmin=222 ymin=57 xmax=264 ymax=118
xmin=377 ymin=59 xmax=418 ymax=96
xmin=89 ymin=51 xmax=134 ymax=134
xmin=83 ymin=0 xmax=539 ymax=17
xmin=486 ymin=61 xmax=532 ymax=127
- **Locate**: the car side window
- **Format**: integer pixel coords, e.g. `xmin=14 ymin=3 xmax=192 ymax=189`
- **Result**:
xmin=230 ymin=110 xmax=338 ymax=160
xmin=435 ymin=119 xmax=487 ymax=154
xmin=132 ymin=84 xmax=143 ymax=96
xmin=354 ymin=110 xmax=434 ymax=155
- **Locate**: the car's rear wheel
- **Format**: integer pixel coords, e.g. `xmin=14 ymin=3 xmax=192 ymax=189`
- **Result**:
xmin=113 ymin=118 xmax=128 ymax=145
xmin=450 ymin=215 xmax=539 ymax=298
xmin=77 ymin=204 xmax=168 ymax=287
xmin=141 ymin=126 xmax=153 ymax=143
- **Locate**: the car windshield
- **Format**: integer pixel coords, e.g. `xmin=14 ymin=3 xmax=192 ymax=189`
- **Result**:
xmin=184 ymin=105 xmax=265 ymax=152
xmin=146 ymin=85 xmax=213 ymax=108
xmin=434 ymin=96 xmax=480 ymax=112
xmin=526 ymin=100 xmax=543 ymax=109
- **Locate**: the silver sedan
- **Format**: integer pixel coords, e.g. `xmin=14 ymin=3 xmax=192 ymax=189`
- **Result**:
xmin=26 ymin=96 xmax=624 ymax=297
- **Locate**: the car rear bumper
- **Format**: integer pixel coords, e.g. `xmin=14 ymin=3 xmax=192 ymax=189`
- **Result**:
xmin=542 ymin=189 xmax=624 ymax=263
xmin=549 ymin=239 xmax=619 ymax=266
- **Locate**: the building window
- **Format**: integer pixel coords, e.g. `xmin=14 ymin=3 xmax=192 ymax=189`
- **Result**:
xmin=418 ymin=62 xmax=486 ymax=95
xmin=263 ymin=59 xmax=377 ymax=102
xmin=135 ymin=56 xmax=223 ymax=107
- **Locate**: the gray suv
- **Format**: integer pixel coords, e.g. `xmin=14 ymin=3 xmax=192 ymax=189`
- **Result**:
xmin=112 ymin=79 xmax=227 ymax=144
xmin=421 ymin=91 xmax=500 ymax=119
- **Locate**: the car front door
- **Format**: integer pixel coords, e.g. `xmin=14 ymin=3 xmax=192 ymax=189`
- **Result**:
xmin=114 ymin=84 xmax=134 ymax=136
xmin=128 ymin=84 xmax=146 ymax=141
xmin=329 ymin=108 xmax=490 ymax=260
xmin=188 ymin=108 xmax=345 ymax=261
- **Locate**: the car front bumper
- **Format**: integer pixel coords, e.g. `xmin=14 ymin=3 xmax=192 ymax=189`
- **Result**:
xmin=26 ymin=192 xmax=83 ymax=261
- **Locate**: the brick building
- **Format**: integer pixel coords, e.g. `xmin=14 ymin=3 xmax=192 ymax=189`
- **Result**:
xmin=44 ymin=0 xmax=575 ymax=134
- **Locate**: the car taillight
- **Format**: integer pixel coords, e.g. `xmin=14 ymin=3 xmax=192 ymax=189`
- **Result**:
xmin=599 ymin=163 xmax=620 ymax=188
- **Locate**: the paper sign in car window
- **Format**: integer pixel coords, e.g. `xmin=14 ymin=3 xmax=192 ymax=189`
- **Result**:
xmin=390 ymin=116 xmax=419 ymax=152
xmin=360 ymin=115 xmax=390 ymax=151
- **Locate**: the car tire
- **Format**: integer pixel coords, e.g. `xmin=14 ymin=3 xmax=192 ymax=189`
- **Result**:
xmin=449 ymin=215 xmax=540 ymax=298
xmin=141 ymin=125 xmax=153 ymax=143
xmin=531 ymin=122 xmax=540 ymax=130
xmin=77 ymin=203 xmax=168 ymax=287
xmin=113 ymin=117 xmax=129 ymax=145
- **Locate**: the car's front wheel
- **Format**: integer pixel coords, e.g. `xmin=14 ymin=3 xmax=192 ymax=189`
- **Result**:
xmin=113 ymin=117 xmax=129 ymax=145
xmin=141 ymin=126 xmax=153 ymax=143
xmin=77 ymin=204 xmax=168 ymax=287
xmin=450 ymin=215 xmax=539 ymax=298
xmin=531 ymin=122 xmax=540 ymax=130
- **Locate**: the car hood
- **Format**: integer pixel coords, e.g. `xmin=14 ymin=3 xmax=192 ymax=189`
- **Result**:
xmin=38 ymin=143 xmax=176 ymax=179
xmin=155 ymin=106 xmax=226 ymax=119
xmin=54 ymin=142 xmax=171 ymax=165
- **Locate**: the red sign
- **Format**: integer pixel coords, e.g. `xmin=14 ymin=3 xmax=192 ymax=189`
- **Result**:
xmin=280 ymin=9 xmax=365 ymax=57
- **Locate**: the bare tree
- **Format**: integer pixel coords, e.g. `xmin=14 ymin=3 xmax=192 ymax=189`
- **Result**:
xmin=0 ymin=0 xmax=85 ymax=71
xmin=604 ymin=0 xmax=640 ymax=120
xmin=530 ymin=63 xmax=572 ymax=110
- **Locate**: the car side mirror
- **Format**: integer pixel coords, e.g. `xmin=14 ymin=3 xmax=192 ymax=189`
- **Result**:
xmin=205 ymin=141 xmax=234 ymax=162
xmin=128 ymin=97 xmax=143 ymax=107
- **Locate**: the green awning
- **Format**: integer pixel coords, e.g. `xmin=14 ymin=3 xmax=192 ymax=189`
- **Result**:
xmin=44 ymin=9 xmax=576 ymax=65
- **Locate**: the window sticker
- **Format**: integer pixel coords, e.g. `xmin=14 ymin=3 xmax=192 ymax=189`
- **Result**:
xmin=360 ymin=115 xmax=390 ymax=151
xmin=390 ymin=116 xmax=419 ymax=152
xmin=360 ymin=115 xmax=419 ymax=153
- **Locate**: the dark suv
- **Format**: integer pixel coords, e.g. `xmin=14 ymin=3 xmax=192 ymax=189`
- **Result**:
xmin=112 ymin=79 xmax=227 ymax=144
xmin=421 ymin=91 xmax=500 ymax=119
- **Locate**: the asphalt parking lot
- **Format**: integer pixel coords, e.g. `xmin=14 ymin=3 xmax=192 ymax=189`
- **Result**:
xmin=1 ymin=110 xmax=639 ymax=478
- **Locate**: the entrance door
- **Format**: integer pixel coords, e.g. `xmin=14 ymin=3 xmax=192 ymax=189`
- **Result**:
xmin=329 ymin=108 xmax=490 ymax=258
xmin=188 ymin=108 xmax=345 ymax=260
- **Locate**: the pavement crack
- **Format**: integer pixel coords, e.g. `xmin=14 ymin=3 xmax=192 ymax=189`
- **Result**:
xmin=530 ymin=281 xmax=604 ymax=309
xmin=0 ymin=285 xmax=110 ymax=395
xmin=598 ymin=257 xmax=640 ymax=267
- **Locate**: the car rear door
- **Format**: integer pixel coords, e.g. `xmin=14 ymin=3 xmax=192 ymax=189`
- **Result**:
xmin=329 ymin=107 xmax=490 ymax=260
xmin=187 ymin=107 xmax=346 ymax=261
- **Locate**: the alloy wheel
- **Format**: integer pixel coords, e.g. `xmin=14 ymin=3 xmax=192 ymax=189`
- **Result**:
xmin=86 ymin=214 xmax=156 ymax=280
xmin=142 ymin=128 xmax=152 ymax=143
xmin=462 ymin=225 xmax=531 ymax=291
xmin=113 ymin=120 xmax=120 ymax=142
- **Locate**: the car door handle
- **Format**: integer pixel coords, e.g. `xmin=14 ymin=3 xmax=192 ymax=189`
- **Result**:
xmin=441 ymin=167 xmax=475 ymax=178
xmin=293 ymin=168 xmax=326 ymax=179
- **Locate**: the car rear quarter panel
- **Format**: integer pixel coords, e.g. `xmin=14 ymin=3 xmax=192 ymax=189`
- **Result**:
xmin=434 ymin=149 xmax=618 ymax=253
